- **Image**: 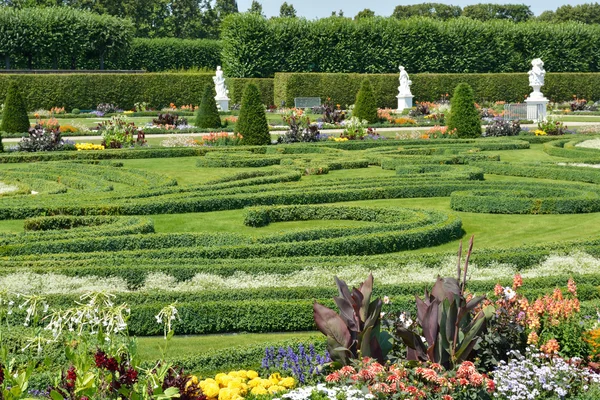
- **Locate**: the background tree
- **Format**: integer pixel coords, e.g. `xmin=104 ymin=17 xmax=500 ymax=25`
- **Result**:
xmin=214 ymin=0 xmax=238 ymax=18
xmin=447 ymin=83 xmax=481 ymax=138
xmin=462 ymin=3 xmax=533 ymax=23
xmin=195 ymin=84 xmax=222 ymax=129
xmin=248 ymin=0 xmax=264 ymax=16
xmin=352 ymin=80 xmax=378 ymax=124
xmin=355 ymin=8 xmax=375 ymax=19
xmin=1 ymin=81 xmax=30 ymax=134
xmin=236 ymin=83 xmax=270 ymax=145
xmin=550 ymin=3 xmax=600 ymax=24
xmin=279 ymin=2 xmax=296 ymax=17
xmin=392 ymin=3 xmax=462 ymax=20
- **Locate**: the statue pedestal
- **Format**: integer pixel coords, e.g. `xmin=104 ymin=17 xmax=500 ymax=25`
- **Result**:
xmin=525 ymin=97 xmax=548 ymax=123
xmin=397 ymin=95 xmax=414 ymax=113
xmin=215 ymin=97 xmax=230 ymax=112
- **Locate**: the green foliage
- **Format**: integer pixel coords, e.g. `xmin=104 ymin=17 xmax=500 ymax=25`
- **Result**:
xmin=121 ymin=38 xmax=222 ymax=72
xmin=352 ymin=80 xmax=378 ymax=123
xmin=397 ymin=245 xmax=494 ymax=369
xmin=221 ymin=14 xmax=600 ymax=77
xmin=274 ymin=72 xmax=600 ymax=109
xmin=0 ymin=73 xmax=214 ymax=111
xmin=0 ymin=81 xmax=29 ymax=134
xmin=195 ymin=84 xmax=222 ymax=129
xmin=228 ymin=78 xmax=274 ymax=105
xmin=279 ymin=2 xmax=297 ymax=17
xmin=236 ymin=83 xmax=270 ymax=145
xmin=462 ymin=3 xmax=533 ymax=22
xmin=541 ymin=3 xmax=600 ymax=24
xmin=355 ymin=8 xmax=376 ymax=19
xmin=447 ymin=83 xmax=481 ymax=138
xmin=0 ymin=7 xmax=133 ymax=70
xmin=392 ymin=3 xmax=462 ymax=19
xmin=313 ymin=274 xmax=390 ymax=364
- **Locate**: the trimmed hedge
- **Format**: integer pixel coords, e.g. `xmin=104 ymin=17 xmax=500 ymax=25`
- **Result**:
xmin=543 ymin=138 xmax=600 ymax=162
xmin=0 ymin=73 xmax=215 ymax=111
xmin=118 ymin=38 xmax=222 ymax=72
xmin=450 ymin=186 xmax=600 ymax=214
xmin=222 ymin=14 xmax=600 ymax=78
xmin=273 ymin=72 xmax=600 ymax=109
xmin=228 ymin=78 xmax=275 ymax=106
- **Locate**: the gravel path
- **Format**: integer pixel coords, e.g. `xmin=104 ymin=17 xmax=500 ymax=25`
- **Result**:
xmin=0 ymin=182 xmax=18 ymax=194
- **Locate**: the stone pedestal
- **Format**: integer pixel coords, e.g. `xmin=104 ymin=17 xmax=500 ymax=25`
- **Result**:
xmin=397 ymin=95 xmax=414 ymax=113
xmin=525 ymin=97 xmax=548 ymax=122
xmin=216 ymin=98 xmax=230 ymax=112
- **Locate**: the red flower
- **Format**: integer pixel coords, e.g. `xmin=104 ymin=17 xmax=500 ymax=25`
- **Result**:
xmin=94 ymin=350 xmax=108 ymax=369
xmin=66 ymin=366 xmax=77 ymax=389
xmin=105 ymin=357 xmax=119 ymax=372
xmin=486 ymin=378 xmax=496 ymax=393
xmin=0 ymin=363 xmax=4 ymax=385
xmin=325 ymin=372 xmax=340 ymax=382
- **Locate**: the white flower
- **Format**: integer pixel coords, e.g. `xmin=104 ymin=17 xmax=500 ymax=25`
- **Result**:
xmin=383 ymin=296 xmax=390 ymax=304
xmin=504 ymin=287 xmax=516 ymax=300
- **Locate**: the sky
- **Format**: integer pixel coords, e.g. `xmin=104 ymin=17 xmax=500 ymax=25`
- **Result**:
xmin=236 ymin=0 xmax=593 ymax=19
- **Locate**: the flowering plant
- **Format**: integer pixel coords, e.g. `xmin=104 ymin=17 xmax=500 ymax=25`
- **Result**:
xmin=201 ymin=132 xmax=243 ymax=146
xmin=262 ymin=345 xmax=331 ymax=384
xmin=341 ymin=117 xmax=368 ymax=140
xmin=325 ymin=358 xmax=494 ymax=399
xmin=97 ymin=117 xmax=145 ymax=148
xmin=493 ymin=347 xmax=600 ymax=400
xmin=423 ymin=125 xmax=456 ymax=139
xmin=199 ymin=370 xmax=295 ymax=399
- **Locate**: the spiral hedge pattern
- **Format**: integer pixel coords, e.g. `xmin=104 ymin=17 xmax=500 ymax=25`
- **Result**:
xmin=3 ymin=136 xmax=600 ymax=336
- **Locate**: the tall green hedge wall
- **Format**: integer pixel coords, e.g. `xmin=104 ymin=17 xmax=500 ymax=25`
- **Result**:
xmin=114 ymin=39 xmax=222 ymax=72
xmin=221 ymin=14 xmax=600 ymax=78
xmin=0 ymin=74 xmax=275 ymax=110
xmin=0 ymin=7 xmax=133 ymax=70
xmin=274 ymin=72 xmax=600 ymax=107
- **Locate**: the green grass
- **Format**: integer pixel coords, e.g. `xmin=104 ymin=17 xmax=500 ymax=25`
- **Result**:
xmin=554 ymin=116 xmax=600 ymax=122
xmin=136 ymin=331 xmax=319 ymax=362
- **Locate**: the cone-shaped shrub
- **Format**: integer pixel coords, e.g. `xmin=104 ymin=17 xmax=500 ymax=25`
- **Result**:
xmin=236 ymin=83 xmax=270 ymax=145
xmin=195 ymin=84 xmax=222 ymax=129
xmin=447 ymin=83 xmax=481 ymax=138
xmin=353 ymin=79 xmax=378 ymax=123
xmin=1 ymin=81 xmax=30 ymax=134
xmin=0 ymin=132 xmax=3 ymax=152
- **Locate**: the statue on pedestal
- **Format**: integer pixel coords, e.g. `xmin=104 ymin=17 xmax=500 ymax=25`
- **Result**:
xmin=213 ymin=66 xmax=229 ymax=100
xmin=527 ymin=58 xmax=545 ymax=99
xmin=398 ymin=65 xmax=412 ymax=96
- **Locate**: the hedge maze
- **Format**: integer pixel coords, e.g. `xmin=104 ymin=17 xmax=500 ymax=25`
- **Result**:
xmin=3 ymin=137 xmax=600 ymax=337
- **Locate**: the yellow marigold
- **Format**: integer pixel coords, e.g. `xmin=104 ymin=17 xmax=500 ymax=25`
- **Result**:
xmin=227 ymin=380 xmax=247 ymax=395
xmin=250 ymin=386 xmax=268 ymax=396
xmin=247 ymin=377 xmax=262 ymax=388
xmin=268 ymin=385 xmax=286 ymax=394
xmin=246 ymin=370 xmax=258 ymax=380
xmin=259 ymin=378 xmax=272 ymax=388
xmin=279 ymin=377 xmax=295 ymax=389
xmin=201 ymin=381 xmax=220 ymax=399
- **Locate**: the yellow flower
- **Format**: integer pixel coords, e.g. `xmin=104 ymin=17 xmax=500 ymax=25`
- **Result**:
xmin=259 ymin=378 xmax=272 ymax=388
xmin=268 ymin=385 xmax=286 ymax=394
xmin=246 ymin=370 xmax=258 ymax=380
xmin=280 ymin=377 xmax=295 ymax=389
xmin=250 ymin=386 xmax=268 ymax=396
xmin=200 ymin=381 xmax=220 ymax=398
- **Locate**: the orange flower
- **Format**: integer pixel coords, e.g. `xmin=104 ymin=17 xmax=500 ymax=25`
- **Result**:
xmin=527 ymin=331 xmax=539 ymax=345
xmin=540 ymin=338 xmax=560 ymax=354
xmin=513 ymin=274 xmax=523 ymax=290
xmin=567 ymin=278 xmax=577 ymax=296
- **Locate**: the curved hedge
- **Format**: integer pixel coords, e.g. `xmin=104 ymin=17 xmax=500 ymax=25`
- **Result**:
xmin=450 ymin=185 xmax=600 ymax=214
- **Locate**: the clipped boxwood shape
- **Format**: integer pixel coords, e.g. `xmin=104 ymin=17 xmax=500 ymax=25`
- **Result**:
xmin=352 ymin=79 xmax=378 ymax=123
xmin=447 ymin=82 xmax=481 ymax=138
xmin=195 ymin=84 xmax=222 ymax=129
xmin=236 ymin=83 xmax=270 ymax=145
xmin=1 ymin=81 xmax=30 ymax=134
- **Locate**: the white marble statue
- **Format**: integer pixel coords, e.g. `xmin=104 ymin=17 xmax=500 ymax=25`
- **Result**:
xmin=525 ymin=58 xmax=548 ymax=122
xmin=527 ymin=58 xmax=545 ymax=98
xmin=213 ymin=66 xmax=229 ymax=100
xmin=398 ymin=65 xmax=412 ymax=96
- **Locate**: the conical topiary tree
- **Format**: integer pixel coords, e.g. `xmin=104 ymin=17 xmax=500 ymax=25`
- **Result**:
xmin=1 ymin=81 xmax=30 ymax=134
xmin=447 ymin=83 xmax=481 ymax=138
xmin=235 ymin=83 xmax=270 ymax=145
xmin=353 ymin=79 xmax=378 ymax=123
xmin=195 ymin=84 xmax=222 ymax=129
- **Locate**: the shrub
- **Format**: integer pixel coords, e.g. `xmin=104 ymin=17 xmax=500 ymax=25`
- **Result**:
xmin=235 ymin=83 xmax=270 ymax=145
xmin=447 ymin=83 xmax=481 ymax=138
xmin=0 ymin=131 xmax=3 ymax=152
xmin=18 ymin=123 xmax=65 ymax=152
xmin=352 ymin=80 xmax=378 ymax=123
xmin=483 ymin=119 xmax=521 ymax=137
xmin=1 ymin=81 xmax=30 ymax=134
xmin=195 ymin=84 xmax=222 ymax=129
xmin=153 ymin=113 xmax=188 ymax=127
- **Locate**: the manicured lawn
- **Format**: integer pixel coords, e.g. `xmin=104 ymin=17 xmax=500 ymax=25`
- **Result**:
xmin=136 ymin=331 xmax=320 ymax=362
